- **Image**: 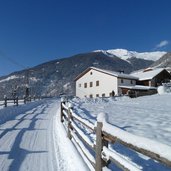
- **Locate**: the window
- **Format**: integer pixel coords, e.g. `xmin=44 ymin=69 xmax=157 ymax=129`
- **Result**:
xmin=96 ymin=81 xmax=99 ymax=86
xmin=90 ymin=72 xmax=93 ymax=75
xmin=96 ymin=94 xmax=99 ymax=97
xmin=84 ymin=83 xmax=87 ymax=88
xmin=121 ymin=79 xmax=124 ymax=83
xmin=130 ymin=80 xmax=133 ymax=84
xmin=85 ymin=95 xmax=87 ymax=98
xmin=90 ymin=82 xmax=93 ymax=87
xmin=78 ymin=84 xmax=81 ymax=87
xmin=102 ymin=93 xmax=105 ymax=97
xmin=89 ymin=94 xmax=93 ymax=98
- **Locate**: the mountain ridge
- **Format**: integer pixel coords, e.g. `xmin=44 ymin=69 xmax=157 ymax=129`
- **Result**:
xmin=0 ymin=49 xmax=167 ymax=99
xmin=94 ymin=48 xmax=166 ymax=61
xmin=151 ymin=52 xmax=171 ymax=68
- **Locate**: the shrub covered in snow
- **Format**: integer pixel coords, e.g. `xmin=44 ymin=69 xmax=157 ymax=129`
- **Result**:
xmin=158 ymin=83 xmax=171 ymax=94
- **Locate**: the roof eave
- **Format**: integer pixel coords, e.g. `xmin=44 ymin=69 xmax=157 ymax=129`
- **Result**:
xmin=74 ymin=67 xmax=92 ymax=81
xmin=75 ymin=67 xmax=138 ymax=81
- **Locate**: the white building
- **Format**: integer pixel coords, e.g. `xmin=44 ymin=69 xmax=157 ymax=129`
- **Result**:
xmin=75 ymin=67 xmax=138 ymax=98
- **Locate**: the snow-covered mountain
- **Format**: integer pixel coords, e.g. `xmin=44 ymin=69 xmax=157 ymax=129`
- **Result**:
xmin=0 ymin=50 xmax=166 ymax=99
xmin=94 ymin=49 xmax=166 ymax=61
xmin=151 ymin=52 xmax=171 ymax=69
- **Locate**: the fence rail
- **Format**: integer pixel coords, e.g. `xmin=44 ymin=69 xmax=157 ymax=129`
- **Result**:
xmin=60 ymin=99 xmax=171 ymax=171
xmin=0 ymin=96 xmax=39 ymax=107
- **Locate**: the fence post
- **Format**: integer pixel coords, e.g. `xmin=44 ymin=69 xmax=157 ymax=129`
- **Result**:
xmin=24 ymin=96 xmax=26 ymax=104
xmin=67 ymin=103 xmax=73 ymax=140
xmin=95 ymin=121 xmax=107 ymax=171
xmin=4 ymin=96 xmax=7 ymax=107
xmin=16 ymin=97 xmax=18 ymax=106
xmin=60 ymin=97 xmax=66 ymax=123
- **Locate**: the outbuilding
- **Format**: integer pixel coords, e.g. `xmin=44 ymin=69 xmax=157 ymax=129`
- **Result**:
xmin=131 ymin=68 xmax=171 ymax=87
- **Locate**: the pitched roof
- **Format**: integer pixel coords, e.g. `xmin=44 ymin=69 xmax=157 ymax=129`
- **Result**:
xmin=131 ymin=68 xmax=166 ymax=81
xmin=75 ymin=67 xmax=138 ymax=81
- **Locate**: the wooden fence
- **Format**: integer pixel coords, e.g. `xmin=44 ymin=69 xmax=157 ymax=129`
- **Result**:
xmin=60 ymin=99 xmax=171 ymax=171
xmin=0 ymin=96 xmax=39 ymax=107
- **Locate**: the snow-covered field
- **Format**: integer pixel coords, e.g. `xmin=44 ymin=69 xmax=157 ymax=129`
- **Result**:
xmin=71 ymin=94 xmax=171 ymax=146
xmin=71 ymin=94 xmax=171 ymax=170
xmin=0 ymin=94 xmax=171 ymax=171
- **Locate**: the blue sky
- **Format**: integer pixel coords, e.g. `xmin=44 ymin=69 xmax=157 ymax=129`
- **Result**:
xmin=0 ymin=0 xmax=171 ymax=76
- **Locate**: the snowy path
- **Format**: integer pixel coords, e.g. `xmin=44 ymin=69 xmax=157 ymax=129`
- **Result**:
xmin=0 ymin=99 xmax=89 ymax=171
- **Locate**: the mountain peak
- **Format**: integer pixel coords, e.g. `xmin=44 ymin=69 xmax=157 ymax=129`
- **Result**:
xmin=94 ymin=48 xmax=166 ymax=61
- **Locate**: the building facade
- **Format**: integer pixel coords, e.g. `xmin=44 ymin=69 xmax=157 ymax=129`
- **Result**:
xmin=75 ymin=67 xmax=137 ymax=98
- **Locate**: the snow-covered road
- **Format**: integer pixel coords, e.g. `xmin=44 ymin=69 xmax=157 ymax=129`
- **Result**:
xmin=0 ymin=99 xmax=59 ymax=171
xmin=0 ymin=99 xmax=89 ymax=171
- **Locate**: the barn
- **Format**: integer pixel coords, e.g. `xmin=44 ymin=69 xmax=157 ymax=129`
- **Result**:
xmin=131 ymin=68 xmax=171 ymax=87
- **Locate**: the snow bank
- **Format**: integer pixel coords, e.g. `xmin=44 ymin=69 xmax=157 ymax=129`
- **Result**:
xmin=53 ymin=108 xmax=89 ymax=171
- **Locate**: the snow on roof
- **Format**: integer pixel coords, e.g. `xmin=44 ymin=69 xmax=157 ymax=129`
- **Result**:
xmin=75 ymin=67 xmax=138 ymax=81
xmin=119 ymin=85 xmax=157 ymax=90
xmin=90 ymin=67 xmax=138 ymax=79
xmin=131 ymin=68 xmax=165 ymax=81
